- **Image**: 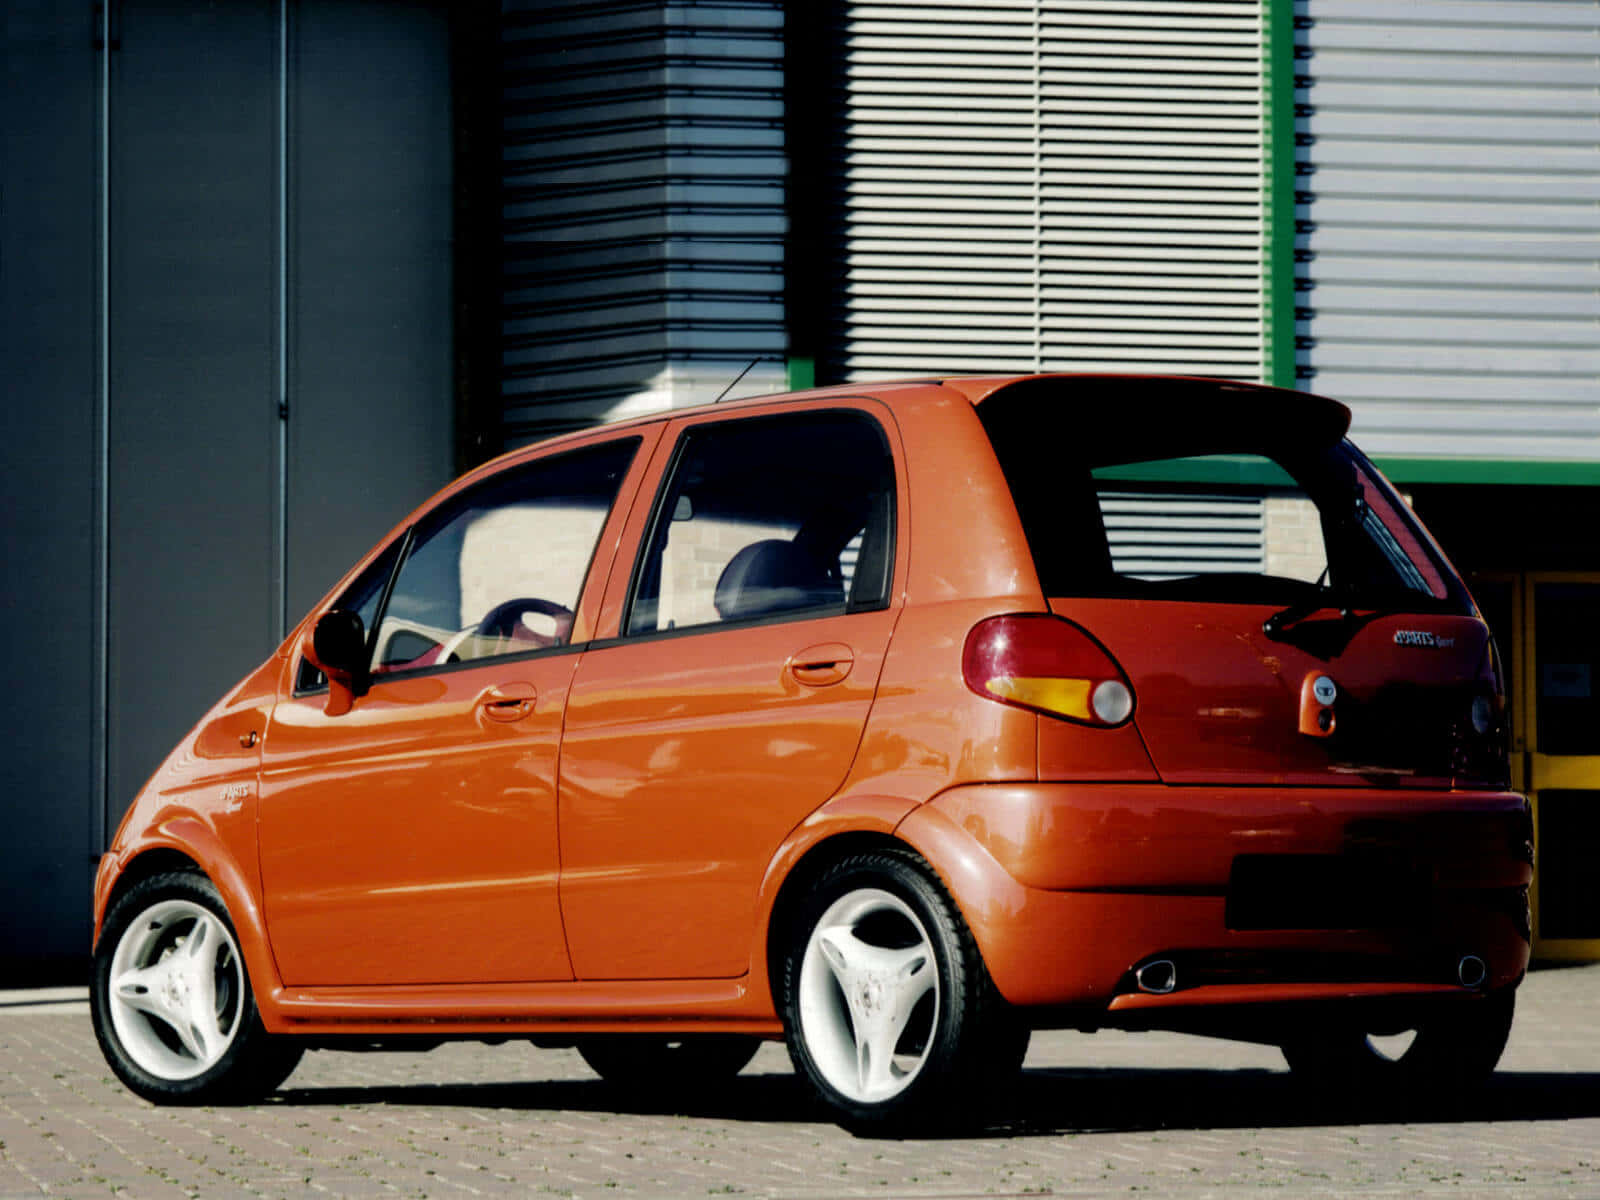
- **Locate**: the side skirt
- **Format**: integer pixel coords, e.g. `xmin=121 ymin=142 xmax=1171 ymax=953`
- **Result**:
xmin=261 ymin=976 xmax=783 ymax=1038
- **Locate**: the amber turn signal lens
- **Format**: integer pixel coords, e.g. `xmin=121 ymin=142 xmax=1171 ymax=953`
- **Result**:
xmin=963 ymin=614 xmax=1135 ymax=726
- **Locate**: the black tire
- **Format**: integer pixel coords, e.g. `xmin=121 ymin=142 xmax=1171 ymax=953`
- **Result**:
xmin=576 ymin=1035 xmax=762 ymax=1096
xmin=91 ymin=871 xmax=303 ymax=1104
xmin=778 ymin=848 xmax=1023 ymax=1133
xmin=1281 ymin=988 xmax=1515 ymax=1101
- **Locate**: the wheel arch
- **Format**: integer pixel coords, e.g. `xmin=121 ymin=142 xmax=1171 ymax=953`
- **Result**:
xmin=753 ymin=793 xmax=926 ymax=1013
xmin=98 ymin=847 xmax=202 ymax=930
xmin=97 ymin=821 xmax=284 ymax=1021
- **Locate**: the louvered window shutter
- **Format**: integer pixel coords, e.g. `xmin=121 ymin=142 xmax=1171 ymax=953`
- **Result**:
xmin=824 ymin=0 xmax=1267 ymax=382
xmin=1296 ymin=1 xmax=1600 ymax=463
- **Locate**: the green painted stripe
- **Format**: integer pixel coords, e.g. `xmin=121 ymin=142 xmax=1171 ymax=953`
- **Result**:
xmin=1106 ymin=455 xmax=1600 ymax=488
xmin=1095 ymin=455 xmax=1296 ymax=489
xmin=1262 ymin=0 xmax=1297 ymax=391
xmin=1372 ymin=458 xmax=1600 ymax=487
xmin=786 ymin=355 xmax=815 ymax=392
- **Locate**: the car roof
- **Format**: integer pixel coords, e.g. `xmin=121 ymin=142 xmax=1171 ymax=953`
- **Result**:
xmin=473 ymin=372 xmax=1353 ymax=481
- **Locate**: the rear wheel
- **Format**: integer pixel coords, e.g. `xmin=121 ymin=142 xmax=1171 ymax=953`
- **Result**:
xmin=91 ymin=871 xmax=302 ymax=1104
xmin=1281 ymin=989 xmax=1515 ymax=1100
xmin=779 ymin=849 xmax=1024 ymax=1132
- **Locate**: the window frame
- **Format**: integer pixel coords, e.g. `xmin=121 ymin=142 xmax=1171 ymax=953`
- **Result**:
xmin=293 ymin=435 xmax=643 ymax=695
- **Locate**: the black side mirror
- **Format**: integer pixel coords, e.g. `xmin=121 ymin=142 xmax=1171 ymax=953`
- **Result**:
xmin=307 ymin=609 xmax=369 ymax=713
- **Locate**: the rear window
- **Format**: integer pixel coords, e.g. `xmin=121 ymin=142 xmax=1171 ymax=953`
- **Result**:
xmin=979 ymin=382 xmax=1469 ymax=614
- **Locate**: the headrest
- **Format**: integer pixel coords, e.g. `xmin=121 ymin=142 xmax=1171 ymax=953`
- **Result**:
xmin=714 ymin=539 xmax=838 ymax=621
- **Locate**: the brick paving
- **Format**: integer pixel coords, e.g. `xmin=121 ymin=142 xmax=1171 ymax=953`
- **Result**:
xmin=1 ymin=964 xmax=1597 ymax=1198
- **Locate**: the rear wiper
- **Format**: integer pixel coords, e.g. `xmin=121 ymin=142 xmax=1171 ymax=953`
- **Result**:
xmin=1262 ymin=589 xmax=1351 ymax=641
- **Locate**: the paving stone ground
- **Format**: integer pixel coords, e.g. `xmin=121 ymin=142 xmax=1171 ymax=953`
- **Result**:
xmin=2 ymin=963 xmax=1597 ymax=1198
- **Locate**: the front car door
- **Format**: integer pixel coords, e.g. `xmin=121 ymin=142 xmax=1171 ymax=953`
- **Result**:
xmin=557 ymin=404 xmax=905 ymax=980
xmin=257 ymin=432 xmax=655 ymax=986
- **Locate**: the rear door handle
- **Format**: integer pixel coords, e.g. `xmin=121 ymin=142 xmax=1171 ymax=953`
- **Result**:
xmin=478 ymin=682 xmax=537 ymax=722
xmin=788 ymin=643 xmax=855 ymax=687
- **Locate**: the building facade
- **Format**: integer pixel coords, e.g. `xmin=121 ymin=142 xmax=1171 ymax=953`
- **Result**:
xmin=3 ymin=0 xmax=1597 ymax=977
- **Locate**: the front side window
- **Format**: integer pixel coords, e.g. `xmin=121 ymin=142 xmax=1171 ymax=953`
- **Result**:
xmin=626 ymin=411 xmax=896 ymax=636
xmin=357 ymin=438 xmax=637 ymax=675
xmin=295 ymin=537 xmax=404 ymax=692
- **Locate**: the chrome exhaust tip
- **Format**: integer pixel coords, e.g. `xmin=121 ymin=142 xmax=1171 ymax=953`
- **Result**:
xmin=1457 ymin=954 xmax=1487 ymax=989
xmin=1134 ymin=959 xmax=1177 ymax=995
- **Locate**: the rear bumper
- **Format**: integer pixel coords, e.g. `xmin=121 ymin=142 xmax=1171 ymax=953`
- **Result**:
xmin=897 ymin=783 xmax=1532 ymax=1016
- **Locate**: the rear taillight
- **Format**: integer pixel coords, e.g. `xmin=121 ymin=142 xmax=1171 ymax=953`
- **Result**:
xmin=962 ymin=614 xmax=1134 ymax=726
xmin=1454 ymin=635 xmax=1510 ymax=786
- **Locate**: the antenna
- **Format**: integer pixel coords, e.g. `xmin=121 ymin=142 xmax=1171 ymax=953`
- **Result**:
xmin=713 ymin=358 xmax=763 ymax=403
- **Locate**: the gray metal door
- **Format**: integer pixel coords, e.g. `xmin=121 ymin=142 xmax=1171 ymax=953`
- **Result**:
xmin=107 ymin=0 xmax=454 ymax=826
xmin=108 ymin=1 xmax=282 ymax=823
xmin=0 ymin=0 xmax=454 ymax=976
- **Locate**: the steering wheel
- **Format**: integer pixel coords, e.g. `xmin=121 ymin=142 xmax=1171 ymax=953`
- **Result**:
xmin=438 ymin=596 xmax=574 ymax=663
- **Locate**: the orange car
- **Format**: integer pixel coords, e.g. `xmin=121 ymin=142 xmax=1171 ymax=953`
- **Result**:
xmin=90 ymin=374 xmax=1530 ymax=1129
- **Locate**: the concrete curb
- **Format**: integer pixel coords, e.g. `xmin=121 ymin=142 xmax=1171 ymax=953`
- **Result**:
xmin=0 ymin=986 xmax=89 ymax=1016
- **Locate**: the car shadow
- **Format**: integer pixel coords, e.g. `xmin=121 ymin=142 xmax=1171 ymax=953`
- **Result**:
xmin=267 ymin=1065 xmax=1600 ymax=1137
xmin=269 ymin=1071 xmax=822 ymax=1123
xmin=989 ymin=1066 xmax=1600 ymax=1137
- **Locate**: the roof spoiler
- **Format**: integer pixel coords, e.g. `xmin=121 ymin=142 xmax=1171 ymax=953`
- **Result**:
xmin=967 ymin=374 xmax=1352 ymax=454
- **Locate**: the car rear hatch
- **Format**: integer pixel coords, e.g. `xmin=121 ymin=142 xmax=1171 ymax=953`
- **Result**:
xmin=975 ymin=376 xmax=1508 ymax=790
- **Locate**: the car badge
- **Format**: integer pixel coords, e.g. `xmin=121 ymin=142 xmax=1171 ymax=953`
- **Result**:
xmin=1394 ymin=630 xmax=1455 ymax=648
xmin=1312 ymin=675 xmax=1337 ymax=705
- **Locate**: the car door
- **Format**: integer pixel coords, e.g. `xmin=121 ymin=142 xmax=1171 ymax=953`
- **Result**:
xmin=557 ymin=404 xmax=905 ymax=980
xmin=257 ymin=432 xmax=654 ymax=986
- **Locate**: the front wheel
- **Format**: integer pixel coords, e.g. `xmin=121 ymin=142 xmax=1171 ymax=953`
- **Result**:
xmin=779 ymin=849 xmax=1025 ymax=1132
xmin=91 ymin=871 xmax=302 ymax=1104
xmin=1281 ymin=988 xmax=1516 ymax=1101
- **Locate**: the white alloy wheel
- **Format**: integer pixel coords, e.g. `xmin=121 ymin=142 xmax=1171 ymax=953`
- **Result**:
xmin=796 ymin=886 xmax=939 ymax=1104
xmin=107 ymin=898 xmax=245 ymax=1081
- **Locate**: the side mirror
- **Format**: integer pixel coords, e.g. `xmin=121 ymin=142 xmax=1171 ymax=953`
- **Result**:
xmin=305 ymin=609 xmax=369 ymax=715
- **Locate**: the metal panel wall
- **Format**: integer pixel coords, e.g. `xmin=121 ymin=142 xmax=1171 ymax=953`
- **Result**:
xmin=0 ymin=2 xmax=101 ymax=976
xmin=1296 ymin=1 xmax=1600 ymax=463
xmin=107 ymin=1 xmax=282 ymax=827
xmin=288 ymin=1 xmax=455 ymax=621
xmin=107 ymin=0 xmax=456 ymax=833
xmin=500 ymin=1 xmax=788 ymax=444
xmin=0 ymin=0 xmax=456 ymax=976
xmin=824 ymin=0 xmax=1266 ymax=382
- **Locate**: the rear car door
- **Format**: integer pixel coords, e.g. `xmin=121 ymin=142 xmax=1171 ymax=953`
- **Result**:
xmin=557 ymin=404 xmax=903 ymax=980
xmin=257 ymin=433 xmax=653 ymax=986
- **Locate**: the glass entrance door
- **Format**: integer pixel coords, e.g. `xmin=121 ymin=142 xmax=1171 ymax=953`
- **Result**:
xmin=1524 ymin=573 xmax=1600 ymax=959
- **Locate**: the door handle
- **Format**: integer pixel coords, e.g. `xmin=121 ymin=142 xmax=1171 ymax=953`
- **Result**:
xmin=478 ymin=682 xmax=537 ymax=722
xmin=788 ymin=643 xmax=855 ymax=688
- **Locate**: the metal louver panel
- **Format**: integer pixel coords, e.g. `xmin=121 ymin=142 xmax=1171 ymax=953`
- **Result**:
xmin=1101 ymin=492 xmax=1265 ymax=578
xmin=825 ymin=0 xmax=1265 ymax=383
xmin=500 ymin=1 xmax=787 ymax=446
xmin=1297 ymin=1 xmax=1600 ymax=462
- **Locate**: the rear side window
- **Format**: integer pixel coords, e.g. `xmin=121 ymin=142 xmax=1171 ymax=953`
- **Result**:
xmin=980 ymin=385 xmax=1468 ymax=613
xmin=625 ymin=410 xmax=896 ymax=636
